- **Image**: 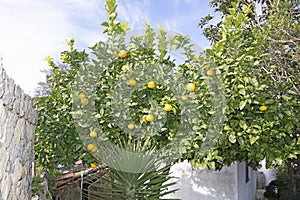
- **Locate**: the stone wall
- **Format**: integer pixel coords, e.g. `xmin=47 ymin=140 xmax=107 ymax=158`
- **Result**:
xmin=0 ymin=66 xmax=36 ymax=200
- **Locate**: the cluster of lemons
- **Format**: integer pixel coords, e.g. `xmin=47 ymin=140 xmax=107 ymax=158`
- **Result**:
xmin=203 ymin=63 xmax=214 ymax=77
xmin=81 ymin=51 xmax=268 ymax=155
xmin=126 ymin=79 xmax=176 ymax=130
xmin=126 ymin=78 xmax=196 ymax=129
xmin=121 ymin=50 xmax=198 ymax=131
xmin=82 ymin=50 xmax=209 ymax=153
xmin=193 ymin=55 xmax=214 ymax=77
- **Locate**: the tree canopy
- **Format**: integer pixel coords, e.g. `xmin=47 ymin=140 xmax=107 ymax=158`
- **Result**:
xmin=200 ymin=0 xmax=299 ymax=192
xmin=34 ymin=0 xmax=299 ymax=183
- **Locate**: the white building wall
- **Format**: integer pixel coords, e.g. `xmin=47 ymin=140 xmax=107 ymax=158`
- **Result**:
xmin=258 ymin=159 xmax=277 ymax=185
xmin=237 ymin=162 xmax=257 ymax=200
xmin=165 ymin=160 xmax=256 ymax=200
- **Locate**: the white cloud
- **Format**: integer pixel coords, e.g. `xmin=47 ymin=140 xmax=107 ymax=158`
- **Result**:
xmin=117 ymin=0 xmax=149 ymax=29
xmin=0 ymin=0 xmax=106 ymax=96
xmin=0 ymin=0 xmax=212 ymax=96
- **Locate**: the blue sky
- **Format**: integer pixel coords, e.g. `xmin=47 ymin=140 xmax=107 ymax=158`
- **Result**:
xmin=0 ymin=0 xmax=216 ymax=95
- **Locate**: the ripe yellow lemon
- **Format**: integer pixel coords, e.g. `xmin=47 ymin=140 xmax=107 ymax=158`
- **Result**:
xmin=142 ymin=115 xmax=147 ymax=122
xmin=186 ymin=83 xmax=196 ymax=92
xmin=147 ymin=81 xmax=156 ymax=89
xmin=207 ymin=69 xmax=214 ymax=76
xmin=145 ymin=114 xmax=154 ymax=122
xmin=128 ymin=79 xmax=136 ymax=86
xmin=119 ymin=50 xmax=127 ymax=58
xmin=90 ymin=163 xmax=97 ymax=169
xmin=91 ymin=146 xmax=97 ymax=152
xmin=90 ymin=131 xmax=97 ymax=138
xmin=78 ymin=92 xmax=86 ymax=99
xmin=259 ymin=105 xmax=267 ymax=111
xmin=81 ymin=97 xmax=89 ymax=106
xmin=203 ymin=63 xmax=210 ymax=69
xmin=128 ymin=123 xmax=135 ymax=130
xmin=164 ymin=104 xmax=173 ymax=112
xmin=87 ymin=144 xmax=97 ymax=152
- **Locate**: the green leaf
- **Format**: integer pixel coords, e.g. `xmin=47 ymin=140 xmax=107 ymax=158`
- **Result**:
xmin=284 ymin=122 xmax=294 ymax=130
xmin=229 ymin=134 xmax=236 ymax=143
xmin=288 ymin=154 xmax=297 ymax=159
xmin=282 ymin=95 xmax=292 ymax=101
xmin=287 ymin=90 xmax=297 ymax=95
xmin=249 ymin=135 xmax=259 ymax=145
xmin=239 ymin=120 xmax=247 ymax=130
xmin=239 ymin=88 xmax=246 ymax=96
xmin=239 ymin=100 xmax=246 ymax=110
xmin=101 ymin=22 xmax=109 ymax=27
xmin=207 ymin=161 xmax=216 ymax=169
xmin=196 ymin=161 xmax=207 ymax=170
xmin=237 ymin=137 xmax=244 ymax=145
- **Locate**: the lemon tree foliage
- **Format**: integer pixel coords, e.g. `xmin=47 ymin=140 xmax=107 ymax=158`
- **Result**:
xmin=35 ymin=0 xmax=225 ymax=178
xmin=35 ymin=0 xmax=221 ymax=198
xmin=73 ymin=0 xmax=226 ymax=171
xmin=34 ymin=40 xmax=94 ymax=170
xmin=34 ymin=0 xmax=299 ymax=189
xmin=200 ymin=0 xmax=299 ymax=192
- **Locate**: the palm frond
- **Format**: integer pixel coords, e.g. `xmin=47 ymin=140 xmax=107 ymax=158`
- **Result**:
xmin=83 ymin=138 xmax=179 ymax=199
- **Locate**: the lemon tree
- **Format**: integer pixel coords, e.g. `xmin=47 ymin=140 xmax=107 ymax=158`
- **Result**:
xmin=200 ymin=0 xmax=299 ymax=193
xmin=34 ymin=40 xmax=92 ymax=171
xmin=34 ymin=1 xmax=299 ymax=197
xmin=70 ymin=1 xmax=228 ymax=198
xmin=34 ymin=0 xmax=225 ymax=198
xmin=72 ymin=17 xmax=225 ymax=171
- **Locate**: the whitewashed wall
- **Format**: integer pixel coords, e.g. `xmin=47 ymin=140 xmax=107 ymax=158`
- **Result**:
xmin=237 ymin=161 xmax=257 ymax=200
xmin=165 ymin=160 xmax=256 ymax=200
xmin=258 ymin=159 xmax=277 ymax=185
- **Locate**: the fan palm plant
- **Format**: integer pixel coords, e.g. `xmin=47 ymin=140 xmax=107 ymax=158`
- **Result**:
xmin=84 ymin=138 xmax=178 ymax=200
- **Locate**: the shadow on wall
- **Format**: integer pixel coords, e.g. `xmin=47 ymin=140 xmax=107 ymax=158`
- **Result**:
xmin=165 ymin=160 xmax=237 ymax=200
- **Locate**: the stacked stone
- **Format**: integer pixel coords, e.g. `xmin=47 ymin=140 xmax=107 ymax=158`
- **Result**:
xmin=0 ymin=66 xmax=37 ymax=200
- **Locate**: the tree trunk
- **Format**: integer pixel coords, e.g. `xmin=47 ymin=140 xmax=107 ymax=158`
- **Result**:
xmin=285 ymin=159 xmax=296 ymax=193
